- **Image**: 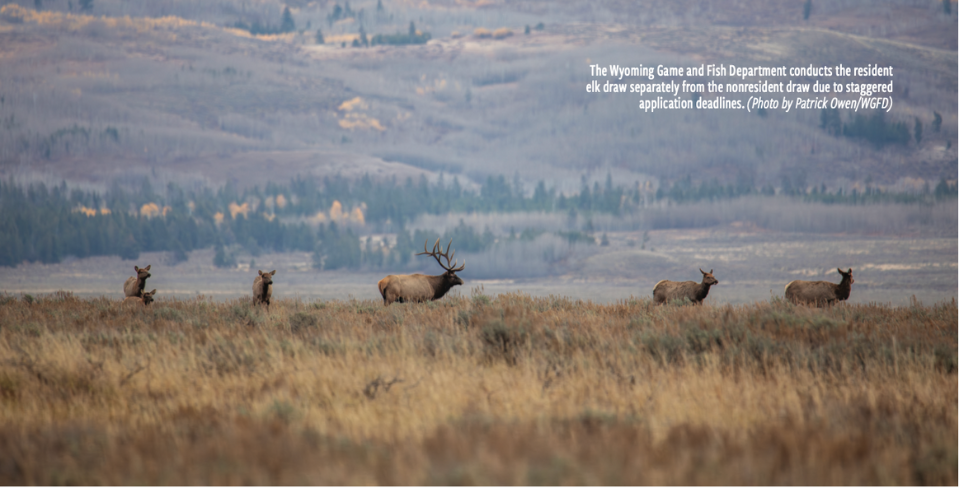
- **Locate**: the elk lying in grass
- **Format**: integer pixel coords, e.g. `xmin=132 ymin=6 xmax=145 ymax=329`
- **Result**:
xmin=253 ymin=270 xmax=277 ymax=306
xmin=378 ymin=238 xmax=465 ymax=305
xmin=785 ymin=268 xmax=854 ymax=306
xmin=123 ymin=265 xmax=151 ymax=298
xmin=653 ymin=268 xmax=719 ymax=305
xmin=122 ymin=289 xmax=156 ymax=308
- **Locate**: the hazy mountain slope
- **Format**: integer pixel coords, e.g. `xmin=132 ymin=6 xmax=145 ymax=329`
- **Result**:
xmin=0 ymin=0 xmax=954 ymax=192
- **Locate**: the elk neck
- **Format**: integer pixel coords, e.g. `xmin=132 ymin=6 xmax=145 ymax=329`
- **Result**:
xmin=697 ymin=280 xmax=715 ymax=301
xmin=836 ymin=274 xmax=852 ymax=300
xmin=259 ymin=278 xmax=270 ymax=298
xmin=429 ymin=273 xmax=458 ymax=300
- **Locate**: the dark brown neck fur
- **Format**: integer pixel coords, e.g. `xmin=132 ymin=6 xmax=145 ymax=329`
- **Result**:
xmin=836 ymin=275 xmax=852 ymax=300
xmin=259 ymin=280 xmax=270 ymax=301
xmin=428 ymin=274 xmax=456 ymax=300
xmin=696 ymin=281 xmax=714 ymax=302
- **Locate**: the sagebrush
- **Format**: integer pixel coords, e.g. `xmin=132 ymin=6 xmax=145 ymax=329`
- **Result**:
xmin=0 ymin=292 xmax=955 ymax=484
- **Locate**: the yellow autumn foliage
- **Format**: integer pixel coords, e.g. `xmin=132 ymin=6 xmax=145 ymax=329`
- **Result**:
xmin=74 ymin=205 xmax=98 ymax=217
xmin=228 ymin=202 xmax=250 ymax=219
xmin=351 ymin=207 xmax=365 ymax=225
xmin=140 ymin=202 xmax=161 ymax=218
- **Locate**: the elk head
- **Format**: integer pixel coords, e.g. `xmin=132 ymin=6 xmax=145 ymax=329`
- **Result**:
xmin=417 ymin=238 xmax=465 ymax=289
xmin=837 ymin=268 xmax=854 ymax=284
xmin=142 ymin=289 xmax=157 ymax=305
xmin=258 ymin=269 xmax=276 ymax=286
xmin=135 ymin=265 xmax=151 ymax=282
xmin=700 ymin=268 xmax=719 ymax=286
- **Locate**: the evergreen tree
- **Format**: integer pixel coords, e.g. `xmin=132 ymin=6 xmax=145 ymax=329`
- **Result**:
xmin=803 ymin=0 xmax=812 ymax=20
xmin=281 ymin=7 xmax=296 ymax=32
xmin=842 ymin=111 xmax=910 ymax=147
xmin=213 ymin=241 xmax=235 ymax=268
xmin=79 ymin=0 xmax=93 ymax=12
xmin=118 ymin=234 xmax=140 ymax=261
xmin=532 ymin=180 xmax=551 ymax=211
xmin=169 ymin=239 xmax=189 ymax=264
xmin=315 ymin=29 xmax=325 ymax=44
xmin=319 ymin=223 xmax=361 ymax=269
xmin=328 ymin=3 xmax=343 ymax=25
xmin=933 ymin=111 xmax=942 ymax=133
xmin=935 ymin=177 xmax=956 ymax=199
xmin=578 ymin=176 xmax=591 ymax=211
xmin=394 ymin=227 xmax=413 ymax=265
xmin=359 ymin=25 xmax=368 ymax=46
xmin=914 ymin=117 xmax=923 ymax=144
xmin=819 ymin=107 xmax=841 ymax=136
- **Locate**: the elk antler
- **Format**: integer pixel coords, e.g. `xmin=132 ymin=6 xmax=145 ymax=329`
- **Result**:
xmin=416 ymin=238 xmax=466 ymax=272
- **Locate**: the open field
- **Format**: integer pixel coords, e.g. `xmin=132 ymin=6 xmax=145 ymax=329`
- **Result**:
xmin=0 ymin=291 xmax=955 ymax=484
xmin=2 ymin=225 xmax=955 ymax=306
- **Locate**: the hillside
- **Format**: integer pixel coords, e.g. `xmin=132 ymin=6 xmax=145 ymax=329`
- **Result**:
xmin=0 ymin=0 xmax=955 ymax=194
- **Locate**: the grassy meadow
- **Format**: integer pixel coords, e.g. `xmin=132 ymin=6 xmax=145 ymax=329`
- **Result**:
xmin=0 ymin=291 xmax=955 ymax=484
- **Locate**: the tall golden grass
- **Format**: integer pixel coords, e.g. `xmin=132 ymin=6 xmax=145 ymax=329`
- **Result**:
xmin=0 ymin=291 xmax=955 ymax=484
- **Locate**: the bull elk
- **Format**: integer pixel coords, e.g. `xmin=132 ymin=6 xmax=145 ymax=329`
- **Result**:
xmin=653 ymin=268 xmax=719 ymax=305
xmin=253 ymin=270 xmax=277 ymax=306
xmin=784 ymin=268 xmax=854 ymax=306
xmin=123 ymin=265 xmax=152 ymax=298
xmin=378 ymin=238 xmax=465 ymax=305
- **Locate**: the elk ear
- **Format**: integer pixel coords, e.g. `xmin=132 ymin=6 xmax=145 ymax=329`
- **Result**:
xmin=149 ymin=289 xmax=156 ymax=295
xmin=837 ymin=267 xmax=843 ymax=274
xmin=700 ymin=268 xmax=706 ymax=274
xmin=270 ymin=270 xmax=277 ymax=276
xmin=709 ymin=269 xmax=713 ymax=274
xmin=144 ymin=265 xmax=151 ymax=271
xmin=134 ymin=266 xmax=139 ymax=272
xmin=847 ymin=268 xmax=852 ymax=274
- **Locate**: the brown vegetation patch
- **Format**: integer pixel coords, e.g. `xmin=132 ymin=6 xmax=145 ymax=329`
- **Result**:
xmin=0 ymin=292 xmax=955 ymax=483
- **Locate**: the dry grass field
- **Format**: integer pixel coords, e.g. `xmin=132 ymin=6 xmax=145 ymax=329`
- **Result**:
xmin=0 ymin=291 xmax=955 ymax=484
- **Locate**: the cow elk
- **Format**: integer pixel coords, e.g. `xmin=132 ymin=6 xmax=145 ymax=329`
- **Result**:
xmin=123 ymin=265 xmax=152 ymax=298
xmin=653 ymin=268 xmax=719 ymax=305
xmin=784 ymin=268 xmax=854 ymax=306
xmin=378 ymin=238 xmax=465 ymax=305
xmin=253 ymin=269 xmax=277 ymax=306
xmin=122 ymin=289 xmax=156 ymax=308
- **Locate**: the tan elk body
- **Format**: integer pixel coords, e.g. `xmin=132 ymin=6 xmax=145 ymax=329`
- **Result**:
xmin=378 ymin=239 xmax=465 ymax=305
xmin=253 ymin=270 xmax=276 ymax=306
xmin=785 ymin=268 xmax=854 ymax=306
xmin=123 ymin=265 xmax=152 ymax=298
xmin=653 ymin=268 xmax=719 ymax=305
xmin=122 ymin=289 xmax=156 ymax=308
